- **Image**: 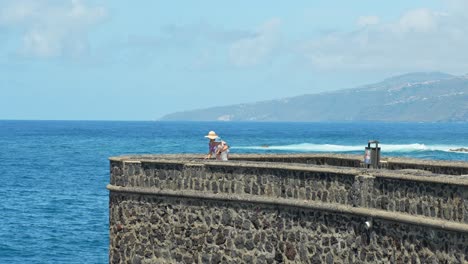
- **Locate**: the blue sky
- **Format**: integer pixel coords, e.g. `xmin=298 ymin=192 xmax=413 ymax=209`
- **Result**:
xmin=1 ymin=0 xmax=467 ymax=120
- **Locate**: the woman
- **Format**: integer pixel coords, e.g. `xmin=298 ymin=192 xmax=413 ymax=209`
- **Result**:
xmin=204 ymin=131 xmax=229 ymax=160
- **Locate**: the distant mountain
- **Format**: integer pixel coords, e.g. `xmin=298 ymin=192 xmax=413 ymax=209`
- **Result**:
xmin=160 ymin=72 xmax=468 ymax=122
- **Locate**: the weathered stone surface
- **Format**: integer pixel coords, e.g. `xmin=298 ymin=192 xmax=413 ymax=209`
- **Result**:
xmin=109 ymin=193 xmax=468 ymax=264
xmin=109 ymin=154 xmax=468 ymax=263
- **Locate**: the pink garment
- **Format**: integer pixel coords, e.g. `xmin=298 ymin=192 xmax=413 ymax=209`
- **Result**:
xmin=208 ymin=141 xmax=218 ymax=155
xmin=208 ymin=141 xmax=229 ymax=160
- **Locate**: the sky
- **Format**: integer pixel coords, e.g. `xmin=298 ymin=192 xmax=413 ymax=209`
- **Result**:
xmin=1 ymin=0 xmax=467 ymax=120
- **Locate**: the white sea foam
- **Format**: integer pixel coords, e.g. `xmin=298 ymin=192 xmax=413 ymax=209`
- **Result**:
xmin=233 ymin=143 xmax=468 ymax=153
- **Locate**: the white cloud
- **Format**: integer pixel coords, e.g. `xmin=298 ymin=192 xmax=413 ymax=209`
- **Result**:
xmin=0 ymin=0 xmax=106 ymax=58
xmin=444 ymin=0 xmax=468 ymax=12
xmin=396 ymin=8 xmax=438 ymax=33
xmin=229 ymin=18 xmax=281 ymax=66
xmin=22 ymin=30 xmax=61 ymax=57
xmin=0 ymin=1 xmax=38 ymax=24
xmin=300 ymin=4 xmax=468 ymax=73
xmin=357 ymin=16 xmax=380 ymax=27
xmin=160 ymin=23 xmax=255 ymax=45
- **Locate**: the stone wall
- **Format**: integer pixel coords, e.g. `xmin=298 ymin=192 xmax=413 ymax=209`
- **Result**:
xmin=229 ymin=156 xmax=362 ymax=169
xmin=370 ymin=176 xmax=468 ymax=223
xmin=385 ymin=161 xmax=468 ymax=176
xmin=109 ymin=193 xmax=467 ymax=264
xmin=111 ymin=160 xmax=356 ymax=206
xmin=108 ymin=155 xmax=468 ymax=263
xmin=229 ymin=153 xmax=468 ymax=175
xmin=116 ymin=153 xmax=468 ymax=175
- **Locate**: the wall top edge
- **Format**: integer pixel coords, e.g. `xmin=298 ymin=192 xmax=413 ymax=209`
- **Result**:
xmin=109 ymin=153 xmax=468 ymax=168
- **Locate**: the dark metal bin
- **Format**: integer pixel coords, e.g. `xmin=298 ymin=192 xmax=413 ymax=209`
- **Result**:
xmin=364 ymin=140 xmax=380 ymax=168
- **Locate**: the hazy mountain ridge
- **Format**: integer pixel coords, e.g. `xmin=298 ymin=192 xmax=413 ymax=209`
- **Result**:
xmin=160 ymin=72 xmax=468 ymax=122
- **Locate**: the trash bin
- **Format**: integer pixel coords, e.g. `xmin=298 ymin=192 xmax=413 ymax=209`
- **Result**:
xmin=364 ymin=140 xmax=380 ymax=168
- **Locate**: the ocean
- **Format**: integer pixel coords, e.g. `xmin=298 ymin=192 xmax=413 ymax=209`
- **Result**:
xmin=0 ymin=120 xmax=467 ymax=263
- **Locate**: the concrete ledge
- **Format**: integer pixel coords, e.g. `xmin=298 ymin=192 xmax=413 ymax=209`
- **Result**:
xmin=107 ymin=184 xmax=468 ymax=233
xmin=110 ymin=153 xmax=468 ymax=168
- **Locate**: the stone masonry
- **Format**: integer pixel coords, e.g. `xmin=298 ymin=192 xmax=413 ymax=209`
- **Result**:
xmin=108 ymin=154 xmax=468 ymax=263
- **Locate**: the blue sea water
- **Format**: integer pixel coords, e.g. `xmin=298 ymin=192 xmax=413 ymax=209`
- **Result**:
xmin=0 ymin=120 xmax=467 ymax=263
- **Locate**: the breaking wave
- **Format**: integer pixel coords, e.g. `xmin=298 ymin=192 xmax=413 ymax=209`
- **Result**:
xmin=233 ymin=143 xmax=468 ymax=153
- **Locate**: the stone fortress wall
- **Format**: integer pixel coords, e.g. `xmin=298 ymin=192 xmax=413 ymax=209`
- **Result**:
xmin=108 ymin=154 xmax=468 ymax=263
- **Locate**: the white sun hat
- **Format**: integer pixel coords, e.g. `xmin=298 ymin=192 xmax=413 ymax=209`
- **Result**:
xmin=204 ymin=131 xmax=219 ymax=139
